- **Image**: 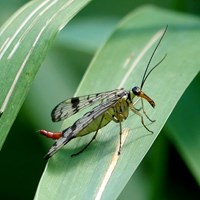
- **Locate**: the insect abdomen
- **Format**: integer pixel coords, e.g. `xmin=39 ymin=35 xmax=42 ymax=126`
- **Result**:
xmin=76 ymin=112 xmax=113 ymax=137
xmin=76 ymin=98 xmax=129 ymax=137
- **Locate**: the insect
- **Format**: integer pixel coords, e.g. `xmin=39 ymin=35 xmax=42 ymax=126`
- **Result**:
xmin=39 ymin=26 xmax=167 ymax=160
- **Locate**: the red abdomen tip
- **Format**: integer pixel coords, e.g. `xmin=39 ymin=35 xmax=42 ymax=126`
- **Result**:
xmin=39 ymin=130 xmax=62 ymax=140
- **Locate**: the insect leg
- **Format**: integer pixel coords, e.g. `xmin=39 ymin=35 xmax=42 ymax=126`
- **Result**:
xmin=141 ymin=99 xmax=155 ymax=123
xmin=102 ymin=112 xmax=123 ymax=155
xmin=118 ymin=121 xmax=122 ymax=155
xmin=71 ymin=114 xmax=105 ymax=157
xmin=130 ymin=106 xmax=153 ymax=134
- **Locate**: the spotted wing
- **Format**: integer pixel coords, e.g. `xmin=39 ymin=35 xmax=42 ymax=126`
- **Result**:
xmin=44 ymin=92 xmax=126 ymax=159
xmin=51 ymin=88 xmax=125 ymax=122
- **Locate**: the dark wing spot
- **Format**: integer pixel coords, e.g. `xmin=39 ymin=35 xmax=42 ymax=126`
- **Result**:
xmin=71 ymin=97 xmax=80 ymax=108
xmin=89 ymin=100 xmax=93 ymax=104
xmin=71 ymin=123 xmax=77 ymax=131
xmin=96 ymin=93 xmax=100 ymax=97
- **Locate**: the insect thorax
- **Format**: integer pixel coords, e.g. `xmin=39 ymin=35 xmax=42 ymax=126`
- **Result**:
xmin=110 ymin=95 xmax=130 ymax=122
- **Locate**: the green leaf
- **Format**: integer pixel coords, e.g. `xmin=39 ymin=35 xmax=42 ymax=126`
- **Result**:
xmin=35 ymin=6 xmax=200 ymax=200
xmin=0 ymin=0 xmax=92 ymax=149
xmin=166 ymin=74 xmax=200 ymax=185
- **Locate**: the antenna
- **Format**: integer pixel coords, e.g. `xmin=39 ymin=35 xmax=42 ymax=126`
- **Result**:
xmin=140 ymin=25 xmax=168 ymax=89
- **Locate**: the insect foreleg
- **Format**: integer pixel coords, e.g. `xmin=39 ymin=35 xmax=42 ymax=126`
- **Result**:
xmin=140 ymin=99 xmax=155 ymax=123
xmin=130 ymin=106 xmax=153 ymax=134
xmin=71 ymin=114 xmax=105 ymax=157
xmin=132 ymin=98 xmax=142 ymax=112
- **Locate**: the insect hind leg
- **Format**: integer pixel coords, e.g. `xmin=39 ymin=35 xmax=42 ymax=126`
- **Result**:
xmin=71 ymin=115 xmax=105 ymax=157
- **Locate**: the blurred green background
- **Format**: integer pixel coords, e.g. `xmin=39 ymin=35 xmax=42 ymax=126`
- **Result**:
xmin=0 ymin=0 xmax=199 ymax=199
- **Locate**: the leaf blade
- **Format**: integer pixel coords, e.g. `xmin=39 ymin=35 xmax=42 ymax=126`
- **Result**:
xmin=35 ymin=6 xmax=200 ymax=200
xmin=0 ymin=0 xmax=92 ymax=149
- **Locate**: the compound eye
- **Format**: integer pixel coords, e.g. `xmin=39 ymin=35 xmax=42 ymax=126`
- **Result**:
xmin=132 ymin=86 xmax=141 ymax=96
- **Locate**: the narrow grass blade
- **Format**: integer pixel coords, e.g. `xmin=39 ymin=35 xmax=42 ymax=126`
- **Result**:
xmin=0 ymin=0 xmax=92 ymax=149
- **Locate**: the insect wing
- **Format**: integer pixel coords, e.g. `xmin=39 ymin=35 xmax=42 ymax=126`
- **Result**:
xmin=51 ymin=88 xmax=125 ymax=122
xmin=44 ymin=95 xmax=123 ymax=159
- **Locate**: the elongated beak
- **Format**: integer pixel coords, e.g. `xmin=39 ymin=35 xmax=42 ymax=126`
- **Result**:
xmin=139 ymin=91 xmax=155 ymax=108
